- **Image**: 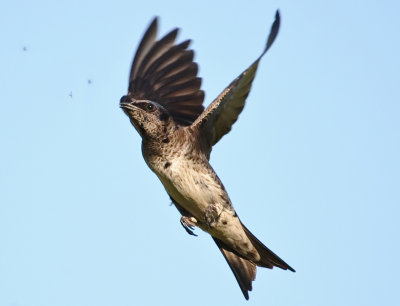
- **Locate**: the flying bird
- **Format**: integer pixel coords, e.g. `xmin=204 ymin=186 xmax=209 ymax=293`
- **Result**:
xmin=120 ymin=11 xmax=294 ymax=300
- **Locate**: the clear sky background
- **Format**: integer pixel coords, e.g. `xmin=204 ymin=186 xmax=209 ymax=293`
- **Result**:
xmin=1 ymin=0 xmax=399 ymax=305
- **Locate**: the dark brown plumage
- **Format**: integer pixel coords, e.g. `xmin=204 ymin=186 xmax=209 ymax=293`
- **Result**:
xmin=121 ymin=11 xmax=294 ymax=300
xmin=128 ymin=17 xmax=204 ymax=126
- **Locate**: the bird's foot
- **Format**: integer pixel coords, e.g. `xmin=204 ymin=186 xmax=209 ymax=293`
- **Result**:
xmin=180 ymin=216 xmax=198 ymax=236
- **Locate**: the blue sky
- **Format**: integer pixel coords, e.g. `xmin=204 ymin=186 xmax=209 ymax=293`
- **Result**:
xmin=1 ymin=0 xmax=399 ymax=305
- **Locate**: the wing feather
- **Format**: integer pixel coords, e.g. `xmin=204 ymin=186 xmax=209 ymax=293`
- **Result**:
xmin=127 ymin=17 xmax=204 ymax=126
xmin=193 ymin=11 xmax=280 ymax=146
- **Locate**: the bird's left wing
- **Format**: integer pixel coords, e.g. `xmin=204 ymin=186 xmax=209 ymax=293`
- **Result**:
xmin=192 ymin=11 xmax=280 ymax=147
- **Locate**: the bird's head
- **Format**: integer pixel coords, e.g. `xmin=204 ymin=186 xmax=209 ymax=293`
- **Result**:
xmin=120 ymin=95 xmax=173 ymax=139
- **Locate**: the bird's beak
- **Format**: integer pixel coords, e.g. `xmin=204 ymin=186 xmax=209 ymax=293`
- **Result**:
xmin=120 ymin=102 xmax=137 ymax=111
xmin=120 ymin=101 xmax=141 ymax=118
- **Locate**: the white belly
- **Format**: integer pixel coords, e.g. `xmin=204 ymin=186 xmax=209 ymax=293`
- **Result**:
xmin=147 ymin=155 xmax=258 ymax=260
xmin=156 ymin=157 xmax=221 ymax=219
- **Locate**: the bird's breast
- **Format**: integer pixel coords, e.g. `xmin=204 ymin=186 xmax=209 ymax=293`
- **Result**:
xmin=147 ymin=153 xmax=228 ymax=220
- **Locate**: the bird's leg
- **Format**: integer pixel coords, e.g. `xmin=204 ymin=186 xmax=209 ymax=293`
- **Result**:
xmin=169 ymin=195 xmax=198 ymax=236
xmin=180 ymin=216 xmax=198 ymax=236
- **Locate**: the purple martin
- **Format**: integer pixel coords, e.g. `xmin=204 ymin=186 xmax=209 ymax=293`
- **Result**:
xmin=120 ymin=11 xmax=294 ymax=300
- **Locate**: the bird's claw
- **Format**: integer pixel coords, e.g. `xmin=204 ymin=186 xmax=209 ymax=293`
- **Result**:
xmin=180 ymin=216 xmax=198 ymax=236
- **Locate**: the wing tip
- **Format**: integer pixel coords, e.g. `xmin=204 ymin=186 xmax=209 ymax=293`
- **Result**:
xmin=147 ymin=16 xmax=159 ymax=36
xmin=150 ymin=16 xmax=159 ymax=26
xmin=263 ymin=9 xmax=281 ymax=54
xmin=275 ymin=9 xmax=280 ymax=20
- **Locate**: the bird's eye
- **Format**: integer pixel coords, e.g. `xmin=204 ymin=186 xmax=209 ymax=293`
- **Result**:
xmin=146 ymin=104 xmax=155 ymax=111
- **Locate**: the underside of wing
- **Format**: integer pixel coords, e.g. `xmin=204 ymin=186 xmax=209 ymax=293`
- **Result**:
xmin=193 ymin=11 xmax=280 ymax=146
xmin=127 ymin=17 xmax=205 ymax=126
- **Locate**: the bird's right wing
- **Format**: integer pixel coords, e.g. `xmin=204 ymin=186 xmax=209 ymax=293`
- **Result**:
xmin=192 ymin=11 xmax=280 ymax=148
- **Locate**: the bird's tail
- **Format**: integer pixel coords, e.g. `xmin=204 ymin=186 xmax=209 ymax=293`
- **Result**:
xmin=213 ymin=237 xmax=256 ymax=300
xmin=213 ymin=222 xmax=295 ymax=300
xmin=241 ymin=222 xmax=295 ymax=272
